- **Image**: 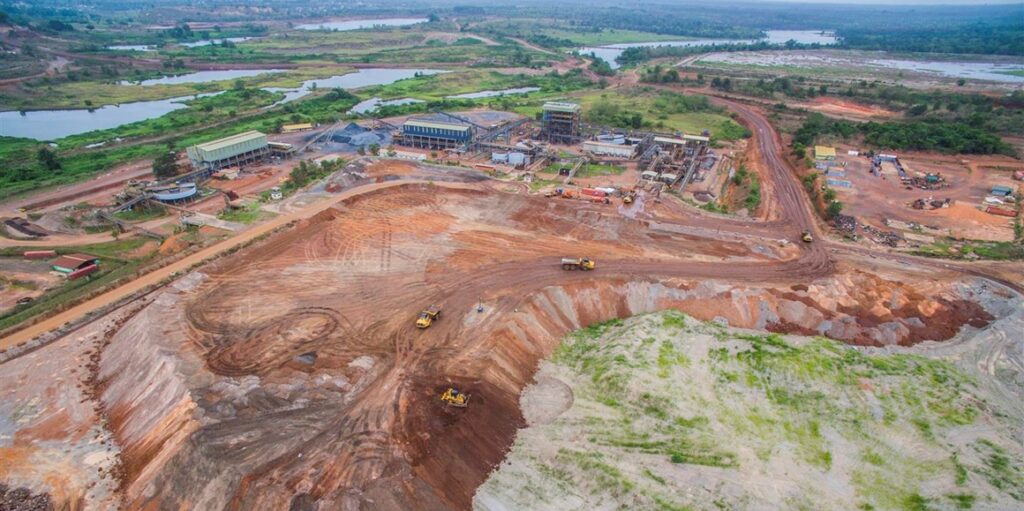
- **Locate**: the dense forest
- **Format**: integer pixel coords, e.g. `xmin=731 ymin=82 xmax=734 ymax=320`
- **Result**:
xmin=793 ymin=113 xmax=1014 ymax=156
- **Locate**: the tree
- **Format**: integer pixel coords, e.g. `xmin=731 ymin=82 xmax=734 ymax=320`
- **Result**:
xmin=369 ymin=143 xmax=381 ymax=156
xmin=37 ymin=147 xmax=61 ymax=170
xmin=823 ymin=188 xmax=837 ymax=202
xmin=152 ymin=151 xmax=180 ymax=178
xmin=428 ymin=13 xmax=440 ymax=22
xmin=826 ymin=201 xmax=843 ymax=219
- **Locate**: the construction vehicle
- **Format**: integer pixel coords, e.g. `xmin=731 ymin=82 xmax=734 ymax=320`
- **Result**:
xmin=561 ymin=257 xmax=596 ymax=271
xmin=415 ymin=305 xmax=442 ymax=329
xmin=801 ymin=231 xmax=814 ymax=243
xmin=441 ymin=387 xmax=469 ymax=407
xmin=623 ymin=191 xmax=635 ymax=204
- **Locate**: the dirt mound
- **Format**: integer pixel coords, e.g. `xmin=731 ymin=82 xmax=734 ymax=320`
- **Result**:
xmin=158 ymin=234 xmax=189 ymax=255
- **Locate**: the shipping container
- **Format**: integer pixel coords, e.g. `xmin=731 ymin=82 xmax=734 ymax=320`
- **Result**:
xmin=68 ymin=264 xmax=99 ymax=280
xmin=24 ymin=250 xmax=57 ymax=259
xmin=581 ymin=188 xmax=607 ymax=198
xmin=985 ymin=206 xmax=1017 ymax=218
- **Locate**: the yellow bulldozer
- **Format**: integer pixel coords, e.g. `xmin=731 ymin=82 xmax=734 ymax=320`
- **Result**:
xmin=561 ymin=257 xmax=596 ymax=271
xmin=416 ymin=305 xmax=441 ymax=329
xmin=440 ymin=387 xmax=469 ymax=407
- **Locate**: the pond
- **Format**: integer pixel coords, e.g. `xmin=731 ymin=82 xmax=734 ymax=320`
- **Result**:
xmin=267 ymin=68 xmax=446 ymax=104
xmin=295 ymin=18 xmax=429 ymax=31
xmin=106 ymin=44 xmax=155 ymax=52
xmin=0 ymin=93 xmax=219 ymax=141
xmin=579 ymin=30 xmax=839 ymax=69
xmin=0 ymin=69 xmax=446 ymax=140
xmin=122 ymin=69 xmax=286 ymax=86
xmin=349 ymin=97 xmax=424 ymax=114
xmin=444 ymin=87 xmax=541 ymax=99
xmin=700 ymin=51 xmax=1024 ymax=84
xmin=179 ymin=37 xmax=256 ymax=48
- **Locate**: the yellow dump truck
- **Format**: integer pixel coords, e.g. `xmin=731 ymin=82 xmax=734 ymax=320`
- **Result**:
xmin=561 ymin=257 xmax=596 ymax=271
xmin=416 ymin=305 xmax=441 ymax=329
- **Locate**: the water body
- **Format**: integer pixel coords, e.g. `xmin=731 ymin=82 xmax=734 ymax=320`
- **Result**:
xmin=0 ymin=93 xmax=219 ymax=141
xmin=444 ymin=87 xmax=541 ymax=99
xmin=295 ymin=18 xmax=428 ymax=31
xmin=179 ymin=37 xmax=256 ymax=48
xmin=702 ymin=51 xmax=1024 ymax=84
xmin=349 ymin=97 xmax=424 ymax=114
xmin=867 ymin=58 xmax=1024 ymax=84
xmin=122 ymin=69 xmax=286 ymax=86
xmin=2 ymin=69 xmax=444 ymax=140
xmin=267 ymin=68 xmax=446 ymax=104
xmin=107 ymin=44 xmax=155 ymax=52
xmin=580 ymin=30 xmax=838 ymax=69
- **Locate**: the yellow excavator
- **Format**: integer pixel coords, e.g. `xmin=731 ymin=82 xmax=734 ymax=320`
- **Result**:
xmin=440 ymin=387 xmax=469 ymax=407
xmin=561 ymin=257 xmax=596 ymax=271
xmin=416 ymin=305 xmax=441 ymax=329
xmin=801 ymin=231 xmax=814 ymax=243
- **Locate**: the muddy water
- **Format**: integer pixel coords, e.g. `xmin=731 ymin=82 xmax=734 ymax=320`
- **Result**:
xmin=580 ymin=30 xmax=838 ymax=69
xmin=267 ymin=68 xmax=446 ymax=104
xmin=349 ymin=97 xmax=424 ymax=114
xmin=295 ymin=17 xmax=428 ymax=31
xmin=444 ymin=87 xmax=540 ymax=99
xmin=701 ymin=51 xmax=1024 ymax=84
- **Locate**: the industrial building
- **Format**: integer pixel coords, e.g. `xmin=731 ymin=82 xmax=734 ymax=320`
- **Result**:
xmin=398 ymin=119 xmax=474 ymax=149
xmin=583 ymin=140 xmax=636 ymax=158
xmin=540 ymin=102 xmax=581 ymax=144
xmin=52 ymin=253 xmax=99 ymax=274
xmin=187 ymin=131 xmax=270 ymax=172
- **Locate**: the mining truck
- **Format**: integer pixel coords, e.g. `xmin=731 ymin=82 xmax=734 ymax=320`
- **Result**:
xmin=415 ymin=305 xmax=441 ymax=329
xmin=561 ymin=257 xmax=596 ymax=271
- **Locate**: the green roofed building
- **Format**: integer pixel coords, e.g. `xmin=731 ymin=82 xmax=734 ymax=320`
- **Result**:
xmin=187 ymin=131 xmax=270 ymax=172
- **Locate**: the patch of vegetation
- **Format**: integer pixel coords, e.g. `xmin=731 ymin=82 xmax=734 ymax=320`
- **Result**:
xmin=793 ymin=112 xmax=1013 ymax=156
xmin=217 ymin=201 xmax=266 ymax=224
xmin=913 ymin=240 xmax=1024 ymax=261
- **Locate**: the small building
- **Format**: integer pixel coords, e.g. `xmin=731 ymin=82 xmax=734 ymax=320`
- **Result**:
xmin=682 ymin=134 xmax=711 ymax=144
xmin=814 ymin=146 xmax=836 ymax=160
xmin=187 ymin=131 xmax=270 ymax=172
xmin=52 ymin=253 xmax=100 ymax=274
xmin=659 ymin=173 xmax=679 ymax=184
xmin=583 ymin=141 xmax=636 ymax=158
xmin=991 ymin=185 xmax=1014 ymax=197
xmin=877 ymin=153 xmax=898 ymax=162
xmin=641 ymin=170 xmax=659 ymax=181
xmin=400 ymin=119 xmax=473 ymax=149
xmin=281 ymin=123 xmax=314 ymax=133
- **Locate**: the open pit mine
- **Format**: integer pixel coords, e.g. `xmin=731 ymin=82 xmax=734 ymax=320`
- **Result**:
xmin=2 ymin=170 xmax=1016 ymax=510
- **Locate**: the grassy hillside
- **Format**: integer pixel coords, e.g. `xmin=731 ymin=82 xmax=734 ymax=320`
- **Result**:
xmin=477 ymin=312 xmax=1023 ymax=511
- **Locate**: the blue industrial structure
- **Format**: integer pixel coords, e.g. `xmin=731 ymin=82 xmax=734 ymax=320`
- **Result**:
xmin=400 ymin=119 xmax=473 ymax=149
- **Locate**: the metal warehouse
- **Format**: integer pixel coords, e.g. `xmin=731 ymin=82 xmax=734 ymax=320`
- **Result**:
xmin=187 ymin=131 xmax=270 ymax=171
xmin=399 ymin=119 xmax=473 ymax=149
